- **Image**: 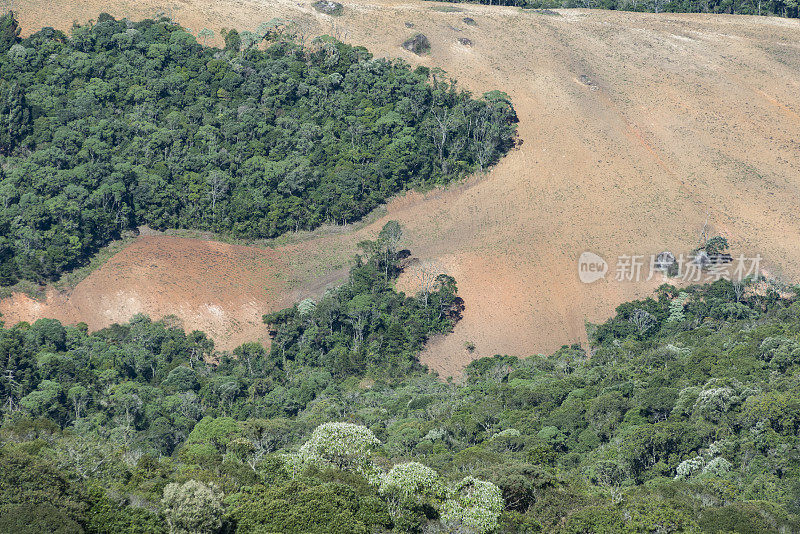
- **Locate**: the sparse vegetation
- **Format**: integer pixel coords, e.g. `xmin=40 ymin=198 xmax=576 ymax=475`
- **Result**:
xmin=430 ymin=4 xmax=465 ymax=11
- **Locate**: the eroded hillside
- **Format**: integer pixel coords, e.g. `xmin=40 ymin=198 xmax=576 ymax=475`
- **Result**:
xmin=3 ymin=0 xmax=800 ymax=376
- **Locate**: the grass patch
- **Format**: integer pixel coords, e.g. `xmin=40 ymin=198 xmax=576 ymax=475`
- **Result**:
xmin=430 ymin=4 xmax=464 ymax=12
xmin=53 ymin=233 xmax=140 ymax=291
xmin=0 ymin=279 xmax=47 ymax=302
xmin=521 ymin=7 xmax=562 ymax=15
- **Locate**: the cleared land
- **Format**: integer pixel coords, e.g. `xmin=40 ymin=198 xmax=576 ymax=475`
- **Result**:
xmin=3 ymin=0 xmax=800 ymax=376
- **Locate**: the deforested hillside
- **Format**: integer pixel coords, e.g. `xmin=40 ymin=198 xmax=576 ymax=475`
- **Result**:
xmin=2 ymin=3 xmax=800 ymax=531
xmin=4 ymin=1 xmax=800 ymax=377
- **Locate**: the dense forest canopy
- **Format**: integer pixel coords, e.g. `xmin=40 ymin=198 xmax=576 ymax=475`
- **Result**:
xmin=429 ymin=0 xmax=798 ymax=17
xmin=0 ymin=12 xmax=517 ymax=285
xmin=2 ymin=227 xmax=800 ymax=531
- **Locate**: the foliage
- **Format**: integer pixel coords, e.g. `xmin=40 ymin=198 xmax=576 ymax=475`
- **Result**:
xmin=312 ymin=0 xmax=344 ymax=15
xmin=380 ymin=461 xmax=446 ymax=502
xmin=441 ymin=476 xmax=505 ymax=533
xmin=298 ymin=422 xmax=381 ymax=475
xmin=703 ymin=235 xmax=729 ymax=256
xmin=402 ymin=34 xmax=431 ymax=55
xmin=262 ymin=222 xmax=463 ymax=380
xmin=225 ymin=477 xmax=390 ymax=533
xmin=6 ymin=7 xmax=800 ymax=534
xmin=162 ymin=480 xmax=224 ymax=534
xmin=426 ymin=0 xmax=799 ymax=17
xmin=0 ymin=14 xmax=516 ymax=285
xmin=0 ymin=11 xmax=20 ymax=53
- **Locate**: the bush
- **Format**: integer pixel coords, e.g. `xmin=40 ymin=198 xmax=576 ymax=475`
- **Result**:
xmin=402 ymin=33 xmax=431 ymax=55
xmin=312 ymin=0 xmax=344 ymax=15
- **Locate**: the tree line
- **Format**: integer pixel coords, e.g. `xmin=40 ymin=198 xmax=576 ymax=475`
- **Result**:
xmin=0 ymin=12 xmax=517 ymax=285
xmin=428 ymin=0 xmax=799 ymax=17
xmin=2 ymin=235 xmax=800 ymax=531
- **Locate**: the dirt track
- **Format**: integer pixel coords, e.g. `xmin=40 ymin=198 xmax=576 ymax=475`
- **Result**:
xmin=4 ymin=1 xmax=800 ymax=376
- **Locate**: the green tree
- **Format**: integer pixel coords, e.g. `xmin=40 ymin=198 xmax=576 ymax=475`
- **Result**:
xmin=223 ymin=28 xmax=241 ymax=52
xmin=0 ymin=12 xmax=20 ymax=53
xmin=162 ymin=480 xmax=224 ymax=534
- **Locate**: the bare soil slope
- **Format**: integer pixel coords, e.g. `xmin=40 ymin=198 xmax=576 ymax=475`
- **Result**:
xmin=4 ymin=1 xmax=800 ymax=375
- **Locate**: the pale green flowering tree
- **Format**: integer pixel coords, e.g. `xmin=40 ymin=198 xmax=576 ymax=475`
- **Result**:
xmin=675 ymin=442 xmax=732 ymax=480
xmin=297 ymin=422 xmax=382 ymax=481
xmin=239 ymin=30 xmax=261 ymax=51
xmin=702 ymin=456 xmax=732 ymax=477
xmin=490 ymin=428 xmax=521 ymax=440
xmin=675 ymin=456 xmax=706 ymax=480
xmin=380 ymin=461 xmax=447 ymax=503
xmin=162 ymin=480 xmax=224 ymax=534
xmin=197 ymin=28 xmax=214 ymax=46
xmin=693 ymin=385 xmax=740 ymax=423
xmin=297 ymin=298 xmax=317 ymax=318
xmin=440 ymin=476 xmax=504 ymax=534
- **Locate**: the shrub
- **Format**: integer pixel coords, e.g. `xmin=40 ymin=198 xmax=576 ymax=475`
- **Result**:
xmin=402 ymin=34 xmax=431 ymax=55
xmin=312 ymin=0 xmax=344 ymax=15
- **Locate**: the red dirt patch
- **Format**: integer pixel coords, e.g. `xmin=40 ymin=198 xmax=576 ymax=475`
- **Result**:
xmin=0 ymin=236 xmax=298 ymax=349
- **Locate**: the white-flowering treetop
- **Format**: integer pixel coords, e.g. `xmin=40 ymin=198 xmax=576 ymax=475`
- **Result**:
xmin=380 ymin=461 xmax=447 ymax=503
xmin=441 ymin=476 xmax=504 ymax=534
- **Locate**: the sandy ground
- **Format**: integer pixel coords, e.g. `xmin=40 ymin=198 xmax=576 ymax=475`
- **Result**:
xmin=3 ymin=0 xmax=800 ymax=376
